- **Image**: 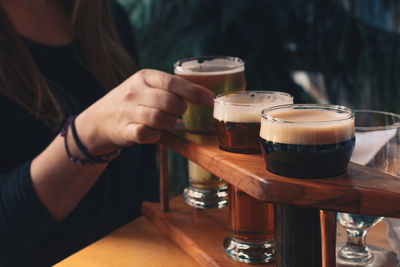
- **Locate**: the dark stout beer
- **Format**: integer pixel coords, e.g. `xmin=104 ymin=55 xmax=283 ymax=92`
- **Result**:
xmin=260 ymin=139 xmax=355 ymax=178
xmin=260 ymin=106 xmax=355 ymax=178
xmin=213 ymin=91 xmax=293 ymax=153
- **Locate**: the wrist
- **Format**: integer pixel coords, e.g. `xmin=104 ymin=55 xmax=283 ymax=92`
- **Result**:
xmin=74 ymin=112 xmax=118 ymax=156
xmin=60 ymin=115 xmax=121 ymax=165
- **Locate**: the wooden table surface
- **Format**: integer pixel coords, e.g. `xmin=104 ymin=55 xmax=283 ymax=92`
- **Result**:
xmin=55 ymin=215 xmax=200 ymax=267
xmin=56 ymin=213 xmax=393 ymax=267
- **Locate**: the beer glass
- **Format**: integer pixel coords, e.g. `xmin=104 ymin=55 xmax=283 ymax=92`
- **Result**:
xmin=174 ymin=56 xmax=246 ymax=209
xmin=260 ymin=104 xmax=355 ymax=179
xmin=213 ymin=91 xmax=293 ymax=153
xmin=260 ymin=104 xmax=355 ymax=267
xmin=337 ymin=110 xmax=400 ymax=267
xmin=213 ymin=91 xmax=293 ymax=263
xmin=174 ymin=56 xmax=246 ymax=134
xmin=184 ymin=132 xmax=228 ymax=209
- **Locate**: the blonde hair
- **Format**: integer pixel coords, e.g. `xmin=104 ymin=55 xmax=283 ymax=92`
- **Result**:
xmin=0 ymin=0 xmax=135 ymax=129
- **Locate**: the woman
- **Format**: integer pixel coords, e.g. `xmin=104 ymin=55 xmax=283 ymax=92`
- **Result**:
xmin=0 ymin=0 xmax=213 ymax=266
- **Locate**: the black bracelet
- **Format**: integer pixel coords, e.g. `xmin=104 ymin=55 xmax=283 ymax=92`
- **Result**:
xmin=60 ymin=116 xmax=122 ymax=165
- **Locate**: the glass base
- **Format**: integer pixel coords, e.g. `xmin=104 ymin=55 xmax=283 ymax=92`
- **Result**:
xmin=336 ymin=243 xmax=399 ymax=267
xmin=183 ymin=186 xmax=228 ymax=209
xmin=223 ymin=237 xmax=274 ymax=264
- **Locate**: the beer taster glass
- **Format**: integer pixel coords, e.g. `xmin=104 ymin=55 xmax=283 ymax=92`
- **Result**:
xmin=183 ymin=132 xmax=228 ymax=209
xmin=260 ymin=104 xmax=355 ymax=179
xmin=174 ymin=56 xmax=246 ymax=209
xmin=174 ymin=56 xmax=246 ymax=134
xmin=213 ymin=91 xmax=293 ymax=264
xmin=213 ymin=91 xmax=293 ymax=153
xmin=337 ymin=110 xmax=400 ymax=267
xmin=260 ymin=104 xmax=355 ymax=267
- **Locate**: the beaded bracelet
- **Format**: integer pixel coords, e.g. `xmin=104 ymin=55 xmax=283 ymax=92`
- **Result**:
xmin=60 ymin=116 xmax=122 ymax=165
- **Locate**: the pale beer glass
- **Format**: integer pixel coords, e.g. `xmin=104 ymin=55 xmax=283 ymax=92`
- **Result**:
xmin=174 ymin=56 xmax=246 ymax=209
xmin=337 ymin=110 xmax=400 ymax=267
xmin=213 ymin=91 xmax=293 ymax=264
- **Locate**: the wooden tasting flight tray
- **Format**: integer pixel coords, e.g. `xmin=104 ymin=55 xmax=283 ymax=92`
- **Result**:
xmin=141 ymin=129 xmax=400 ymax=267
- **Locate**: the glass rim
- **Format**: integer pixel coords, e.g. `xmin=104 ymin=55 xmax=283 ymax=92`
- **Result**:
xmin=354 ymin=109 xmax=400 ymax=131
xmin=261 ymin=104 xmax=354 ymax=124
xmin=213 ymin=90 xmax=293 ymax=106
xmin=173 ymin=55 xmax=244 ymax=73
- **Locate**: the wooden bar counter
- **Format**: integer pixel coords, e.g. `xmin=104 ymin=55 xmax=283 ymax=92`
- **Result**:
xmin=55 ymin=203 xmax=392 ymax=267
xmin=55 ymin=215 xmax=199 ymax=267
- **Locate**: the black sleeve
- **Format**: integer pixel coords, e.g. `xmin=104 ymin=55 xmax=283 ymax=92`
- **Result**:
xmin=137 ymin=144 xmax=160 ymax=203
xmin=0 ymin=160 xmax=63 ymax=265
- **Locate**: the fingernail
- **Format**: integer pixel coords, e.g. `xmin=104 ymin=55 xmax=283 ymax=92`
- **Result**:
xmin=203 ymin=93 xmax=214 ymax=107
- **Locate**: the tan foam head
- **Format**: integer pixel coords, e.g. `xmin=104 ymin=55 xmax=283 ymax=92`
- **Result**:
xmin=260 ymin=108 xmax=355 ymax=145
xmin=174 ymin=58 xmax=244 ymax=76
xmin=213 ymin=91 xmax=293 ymax=123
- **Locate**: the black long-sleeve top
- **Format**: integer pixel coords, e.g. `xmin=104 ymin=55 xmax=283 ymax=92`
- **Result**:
xmin=0 ymin=3 xmax=159 ymax=266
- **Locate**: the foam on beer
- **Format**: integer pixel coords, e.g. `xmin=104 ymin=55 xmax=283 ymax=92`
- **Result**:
xmin=260 ymin=109 xmax=354 ymax=145
xmin=213 ymin=92 xmax=293 ymax=123
xmin=174 ymin=58 xmax=244 ymax=76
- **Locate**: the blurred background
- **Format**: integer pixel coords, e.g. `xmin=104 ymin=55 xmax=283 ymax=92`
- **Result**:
xmin=119 ymin=0 xmax=400 ymax=195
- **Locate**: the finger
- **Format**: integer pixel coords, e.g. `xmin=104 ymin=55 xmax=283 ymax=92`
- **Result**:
xmin=123 ymin=123 xmax=161 ymax=144
xmin=140 ymin=69 xmax=214 ymax=106
xmin=137 ymin=87 xmax=187 ymax=116
xmin=134 ymin=105 xmax=177 ymax=130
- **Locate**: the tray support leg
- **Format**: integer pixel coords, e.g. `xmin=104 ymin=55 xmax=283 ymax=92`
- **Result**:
xmin=320 ymin=210 xmax=336 ymax=267
xmin=159 ymin=144 xmax=169 ymax=212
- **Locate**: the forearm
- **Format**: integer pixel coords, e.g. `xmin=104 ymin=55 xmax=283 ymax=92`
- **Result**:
xmin=30 ymin=124 xmax=107 ymax=222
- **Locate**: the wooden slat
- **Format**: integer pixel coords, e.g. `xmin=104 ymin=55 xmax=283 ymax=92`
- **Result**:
xmin=320 ymin=210 xmax=336 ymax=267
xmin=142 ymin=198 xmax=273 ymax=267
xmin=159 ymin=144 xmax=169 ymax=212
xmin=160 ymin=129 xmax=400 ymax=218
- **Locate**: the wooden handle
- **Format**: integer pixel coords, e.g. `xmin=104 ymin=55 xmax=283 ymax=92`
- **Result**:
xmin=159 ymin=128 xmax=400 ymax=218
xmin=159 ymin=144 xmax=169 ymax=212
xmin=320 ymin=210 xmax=336 ymax=267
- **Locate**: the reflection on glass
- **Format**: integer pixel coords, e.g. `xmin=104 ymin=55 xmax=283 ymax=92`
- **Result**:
xmin=337 ymin=110 xmax=400 ymax=267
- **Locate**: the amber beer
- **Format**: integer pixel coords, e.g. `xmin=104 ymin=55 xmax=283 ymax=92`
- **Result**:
xmin=174 ymin=56 xmax=246 ymax=134
xmin=260 ymin=104 xmax=355 ymax=267
xmin=213 ymin=91 xmax=293 ymax=264
xmin=228 ymin=186 xmax=274 ymax=241
xmin=223 ymin=185 xmax=274 ymax=263
xmin=213 ymin=91 xmax=293 ymax=153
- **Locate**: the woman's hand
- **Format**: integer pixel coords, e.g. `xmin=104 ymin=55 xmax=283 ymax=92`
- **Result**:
xmin=75 ymin=69 xmax=214 ymax=155
xmin=31 ymin=69 xmax=214 ymax=221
